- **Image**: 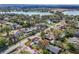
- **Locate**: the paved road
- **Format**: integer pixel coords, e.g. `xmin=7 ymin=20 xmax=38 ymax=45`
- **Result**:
xmin=1 ymin=32 xmax=41 ymax=54
xmin=1 ymin=21 xmax=66 ymax=54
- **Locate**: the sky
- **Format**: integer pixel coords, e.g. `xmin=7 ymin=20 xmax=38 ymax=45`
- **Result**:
xmin=0 ymin=0 xmax=79 ymax=4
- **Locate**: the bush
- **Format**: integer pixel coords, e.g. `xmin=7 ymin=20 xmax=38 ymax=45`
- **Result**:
xmin=67 ymin=43 xmax=76 ymax=52
xmin=43 ymin=49 xmax=50 ymax=54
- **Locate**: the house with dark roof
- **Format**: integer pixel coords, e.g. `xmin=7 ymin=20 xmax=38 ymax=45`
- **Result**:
xmin=45 ymin=33 xmax=55 ymax=40
xmin=32 ymin=37 xmax=40 ymax=44
xmin=74 ymin=31 xmax=79 ymax=37
xmin=46 ymin=45 xmax=61 ymax=54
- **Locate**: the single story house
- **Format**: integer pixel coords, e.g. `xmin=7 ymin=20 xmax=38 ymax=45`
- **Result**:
xmin=46 ymin=45 xmax=61 ymax=54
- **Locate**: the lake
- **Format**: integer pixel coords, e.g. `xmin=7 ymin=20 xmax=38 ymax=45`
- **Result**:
xmin=0 ymin=11 xmax=53 ymax=16
xmin=63 ymin=10 xmax=79 ymax=15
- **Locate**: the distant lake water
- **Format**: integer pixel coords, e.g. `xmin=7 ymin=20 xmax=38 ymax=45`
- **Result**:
xmin=63 ymin=11 xmax=79 ymax=15
xmin=1 ymin=11 xmax=79 ymax=16
xmin=0 ymin=11 xmax=53 ymax=16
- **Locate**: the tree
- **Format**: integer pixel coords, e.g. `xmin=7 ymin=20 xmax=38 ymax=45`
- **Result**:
xmin=4 ymin=25 xmax=11 ymax=37
xmin=0 ymin=23 xmax=3 ymax=33
xmin=43 ymin=49 xmax=50 ymax=54
xmin=65 ymin=27 xmax=75 ymax=37
xmin=20 ymin=50 xmax=31 ymax=54
xmin=40 ymin=31 xmax=45 ymax=40
xmin=0 ymin=37 xmax=6 ymax=48
xmin=38 ymin=40 xmax=49 ymax=49
xmin=67 ymin=43 xmax=76 ymax=52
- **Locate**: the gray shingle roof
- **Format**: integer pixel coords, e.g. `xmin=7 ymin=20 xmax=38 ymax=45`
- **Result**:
xmin=46 ymin=45 xmax=61 ymax=54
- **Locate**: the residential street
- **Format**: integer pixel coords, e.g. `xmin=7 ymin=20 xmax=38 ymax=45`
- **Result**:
xmin=1 ymin=21 xmax=66 ymax=54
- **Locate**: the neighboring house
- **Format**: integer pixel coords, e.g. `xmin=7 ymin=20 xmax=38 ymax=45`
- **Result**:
xmin=25 ymin=27 xmax=35 ymax=33
xmin=14 ymin=31 xmax=21 ymax=36
xmin=68 ymin=37 xmax=79 ymax=44
xmin=50 ymin=40 xmax=55 ymax=44
xmin=12 ymin=24 xmax=22 ymax=29
xmin=48 ymin=19 xmax=53 ymax=24
xmin=75 ymin=21 xmax=79 ymax=29
xmin=59 ymin=25 xmax=66 ymax=29
xmin=45 ymin=34 xmax=55 ymax=40
xmin=35 ymin=23 xmax=48 ymax=31
xmin=48 ymin=19 xmax=59 ymax=23
xmin=0 ymin=20 xmax=6 ymax=24
xmin=74 ymin=31 xmax=79 ymax=37
xmin=4 ymin=17 xmax=10 ymax=21
xmin=32 ymin=37 xmax=40 ymax=44
xmin=48 ymin=20 xmax=51 ymax=24
xmin=46 ymin=45 xmax=61 ymax=54
xmin=19 ymin=28 xmax=28 ymax=33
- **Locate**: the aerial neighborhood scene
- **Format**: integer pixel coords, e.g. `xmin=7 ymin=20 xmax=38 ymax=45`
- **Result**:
xmin=0 ymin=4 xmax=79 ymax=54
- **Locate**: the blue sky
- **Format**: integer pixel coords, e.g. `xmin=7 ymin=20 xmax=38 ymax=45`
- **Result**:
xmin=0 ymin=0 xmax=79 ymax=4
